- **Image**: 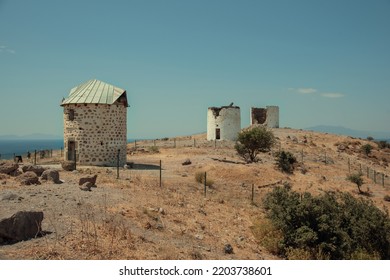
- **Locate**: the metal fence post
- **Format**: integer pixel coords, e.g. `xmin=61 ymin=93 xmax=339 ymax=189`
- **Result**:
xmin=117 ymin=149 xmax=120 ymax=179
xmin=251 ymin=184 xmax=255 ymax=204
xmin=159 ymin=160 xmax=162 ymax=188
xmin=204 ymin=172 xmax=207 ymax=197
xmin=34 ymin=150 xmax=37 ymax=165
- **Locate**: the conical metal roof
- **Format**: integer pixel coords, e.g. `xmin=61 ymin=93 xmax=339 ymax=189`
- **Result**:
xmin=61 ymin=79 xmax=127 ymax=106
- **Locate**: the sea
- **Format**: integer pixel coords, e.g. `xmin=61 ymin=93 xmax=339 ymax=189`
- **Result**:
xmin=0 ymin=139 xmax=64 ymax=160
xmin=0 ymin=139 xmax=138 ymax=160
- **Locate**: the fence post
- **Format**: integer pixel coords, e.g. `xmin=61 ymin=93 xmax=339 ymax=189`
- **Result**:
xmin=214 ymin=139 xmax=216 ymax=149
xmin=301 ymin=149 xmax=304 ymax=164
xmin=194 ymin=138 xmax=196 ymax=147
xmin=61 ymin=147 xmax=63 ymax=158
xmin=159 ymin=160 xmax=162 ymax=188
xmin=251 ymin=184 xmax=254 ymax=204
xmin=359 ymin=163 xmax=362 ymax=173
xmin=324 ymin=151 xmax=327 ymax=165
xmin=374 ymin=170 xmax=377 ymax=184
xmin=117 ymin=149 xmax=120 ymax=179
xmin=367 ymin=167 xmax=369 ymax=178
xmin=134 ymin=140 xmax=137 ymax=149
xmin=154 ymin=140 xmax=156 ymax=147
xmin=174 ymin=138 xmax=176 ymax=148
xmin=34 ymin=150 xmax=37 ymax=165
xmin=383 ymin=174 xmax=385 ymax=187
xmin=204 ymin=172 xmax=207 ymax=197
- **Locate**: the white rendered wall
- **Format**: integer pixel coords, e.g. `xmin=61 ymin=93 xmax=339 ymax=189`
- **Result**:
xmin=265 ymin=106 xmax=279 ymax=128
xmin=207 ymin=107 xmax=241 ymax=141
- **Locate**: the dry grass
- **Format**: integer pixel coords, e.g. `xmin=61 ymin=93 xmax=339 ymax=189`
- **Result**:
xmin=1 ymin=128 xmax=390 ymax=260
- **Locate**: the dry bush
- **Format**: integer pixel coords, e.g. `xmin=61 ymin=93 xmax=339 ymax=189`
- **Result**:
xmin=195 ymin=171 xmax=214 ymax=187
xmin=251 ymin=217 xmax=283 ymax=255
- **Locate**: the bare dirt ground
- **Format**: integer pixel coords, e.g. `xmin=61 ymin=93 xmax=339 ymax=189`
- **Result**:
xmin=1 ymin=128 xmax=389 ymax=260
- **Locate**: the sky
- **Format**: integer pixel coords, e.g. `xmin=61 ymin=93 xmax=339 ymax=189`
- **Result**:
xmin=0 ymin=0 xmax=389 ymax=139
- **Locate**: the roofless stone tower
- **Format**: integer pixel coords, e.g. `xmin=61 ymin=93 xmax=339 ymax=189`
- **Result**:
xmin=207 ymin=104 xmax=241 ymax=141
xmin=61 ymin=79 xmax=128 ymax=167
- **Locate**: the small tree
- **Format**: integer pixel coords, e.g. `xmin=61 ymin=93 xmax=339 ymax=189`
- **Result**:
xmin=235 ymin=126 xmax=275 ymax=163
xmin=361 ymin=144 xmax=373 ymax=156
xmin=347 ymin=172 xmax=364 ymax=194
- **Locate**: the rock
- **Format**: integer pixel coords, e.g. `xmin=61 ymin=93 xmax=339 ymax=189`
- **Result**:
xmin=17 ymin=171 xmax=40 ymax=185
xmin=0 ymin=192 xmax=23 ymax=201
xmin=21 ymin=165 xmax=45 ymax=176
xmin=0 ymin=211 xmax=43 ymax=243
xmin=182 ymin=159 xmax=192 ymax=166
xmin=41 ymin=169 xmax=61 ymax=184
xmin=61 ymin=161 xmax=76 ymax=171
xmin=337 ymin=144 xmax=347 ymax=151
xmin=79 ymin=181 xmax=93 ymax=191
xmin=224 ymin=244 xmax=234 ymax=254
xmin=78 ymin=174 xmax=97 ymax=186
xmin=0 ymin=161 xmax=19 ymax=175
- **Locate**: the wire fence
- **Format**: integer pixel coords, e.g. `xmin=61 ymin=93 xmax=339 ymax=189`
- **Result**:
xmin=0 ymin=148 xmax=64 ymax=164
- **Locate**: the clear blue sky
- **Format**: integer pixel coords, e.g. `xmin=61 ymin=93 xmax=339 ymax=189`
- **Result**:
xmin=1 ymin=0 xmax=389 ymax=139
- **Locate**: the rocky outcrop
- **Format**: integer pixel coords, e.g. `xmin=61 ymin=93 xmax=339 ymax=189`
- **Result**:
xmin=22 ymin=165 xmax=45 ymax=176
xmin=0 ymin=162 xmax=19 ymax=175
xmin=0 ymin=211 xmax=43 ymax=244
xmin=17 ymin=171 xmax=40 ymax=185
xmin=61 ymin=161 xmax=75 ymax=171
xmin=41 ymin=169 xmax=61 ymax=184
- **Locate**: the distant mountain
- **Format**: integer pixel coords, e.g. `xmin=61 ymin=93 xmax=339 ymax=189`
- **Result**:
xmin=0 ymin=133 xmax=62 ymax=140
xmin=305 ymin=125 xmax=390 ymax=140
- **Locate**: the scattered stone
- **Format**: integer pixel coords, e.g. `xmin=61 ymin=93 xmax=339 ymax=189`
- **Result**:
xmin=17 ymin=171 xmax=40 ymax=185
xmin=61 ymin=161 xmax=76 ymax=171
xmin=337 ymin=144 xmax=347 ymax=151
xmin=41 ymin=169 xmax=61 ymax=184
xmin=0 ymin=162 xmax=19 ymax=175
xmin=22 ymin=165 xmax=45 ymax=176
xmin=182 ymin=159 xmax=192 ymax=166
xmin=0 ymin=211 xmax=44 ymax=243
xmin=224 ymin=244 xmax=234 ymax=254
xmin=78 ymin=174 xmax=97 ymax=187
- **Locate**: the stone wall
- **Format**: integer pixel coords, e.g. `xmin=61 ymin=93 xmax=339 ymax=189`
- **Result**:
xmin=63 ymin=103 xmax=127 ymax=166
xmin=207 ymin=106 xmax=241 ymax=141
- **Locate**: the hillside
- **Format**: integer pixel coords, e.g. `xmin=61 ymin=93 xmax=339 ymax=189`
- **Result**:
xmin=0 ymin=128 xmax=389 ymax=260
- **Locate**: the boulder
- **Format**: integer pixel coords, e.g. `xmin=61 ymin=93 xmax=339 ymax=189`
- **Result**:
xmin=61 ymin=161 xmax=76 ymax=171
xmin=22 ymin=164 xmax=45 ymax=176
xmin=79 ymin=182 xmax=93 ymax=191
xmin=0 ymin=211 xmax=43 ymax=243
xmin=41 ymin=169 xmax=61 ymax=184
xmin=78 ymin=174 xmax=97 ymax=186
xmin=17 ymin=171 xmax=40 ymax=185
xmin=224 ymin=244 xmax=234 ymax=254
xmin=0 ymin=161 xmax=19 ymax=175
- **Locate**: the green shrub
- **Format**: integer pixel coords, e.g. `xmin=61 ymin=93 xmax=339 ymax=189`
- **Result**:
xmin=262 ymin=186 xmax=390 ymax=259
xmin=361 ymin=144 xmax=373 ymax=156
xmin=275 ymin=151 xmax=297 ymax=173
xmin=148 ymin=146 xmax=159 ymax=153
xmin=235 ymin=126 xmax=275 ymax=163
xmin=195 ymin=171 xmax=214 ymax=187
